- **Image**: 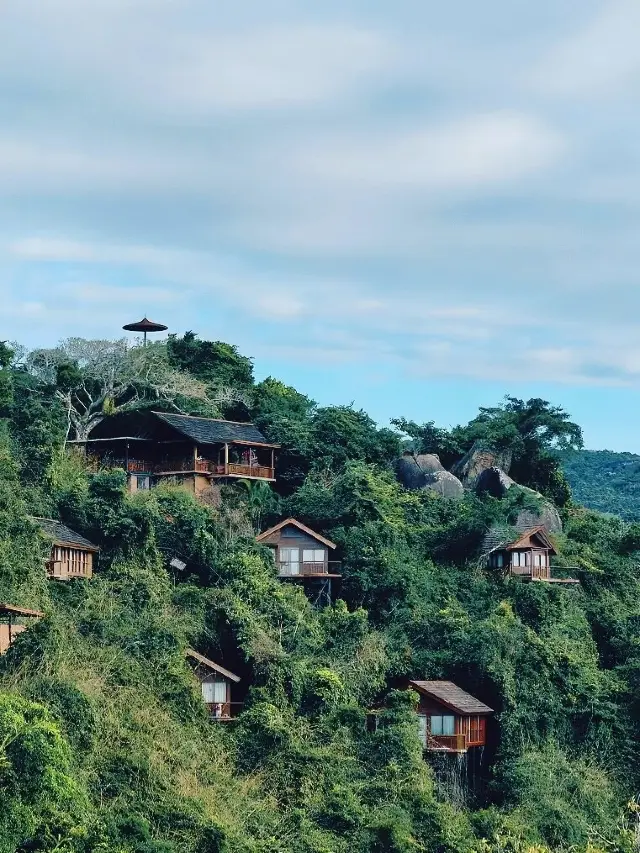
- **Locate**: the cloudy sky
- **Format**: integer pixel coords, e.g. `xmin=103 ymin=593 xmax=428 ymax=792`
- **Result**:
xmin=1 ymin=0 xmax=639 ymax=450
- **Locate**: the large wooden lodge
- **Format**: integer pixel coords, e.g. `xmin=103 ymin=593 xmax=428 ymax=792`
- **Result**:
xmin=72 ymin=410 xmax=279 ymax=495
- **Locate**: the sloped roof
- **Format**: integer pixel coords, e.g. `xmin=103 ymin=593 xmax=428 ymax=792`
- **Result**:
xmin=33 ymin=518 xmax=99 ymax=552
xmin=481 ymin=524 xmax=557 ymax=558
xmin=0 ymin=603 xmax=44 ymax=618
xmin=505 ymin=526 xmax=556 ymax=553
xmin=256 ymin=518 xmax=336 ymax=549
xmin=186 ymin=649 xmax=241 ymax=683
xmin=409 ymin=680 xmax=493 ymax=715
xmin=152 ymin=411 xmax=279 ymax=448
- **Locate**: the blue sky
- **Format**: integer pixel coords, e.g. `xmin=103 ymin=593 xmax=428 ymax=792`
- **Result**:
xmin=1 ymin=0 xmax=639 ymax=451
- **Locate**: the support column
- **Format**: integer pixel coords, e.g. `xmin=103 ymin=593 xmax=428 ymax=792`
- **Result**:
xmin=224 ymin=443 xmax=229 ymax=474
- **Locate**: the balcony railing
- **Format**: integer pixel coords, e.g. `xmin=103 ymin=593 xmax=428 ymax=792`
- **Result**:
xmin=427 ymin=733 xmax=467 ymax=752
xmin=94 ymin=458 xmax=275 ymax=481
xmin=205 ymin=702 xmax=243 ymax=721
xmin=46 ymin=560 xmax=92 ymax=581
xmin=278 ymin=562 xmax=341 ymax=577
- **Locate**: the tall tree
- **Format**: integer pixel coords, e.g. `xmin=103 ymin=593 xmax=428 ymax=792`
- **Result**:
xmin=26 ymin=338 xmax=214 ymax=442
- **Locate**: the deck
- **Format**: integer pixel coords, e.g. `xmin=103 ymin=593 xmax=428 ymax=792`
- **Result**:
xmin=206 ymin=702 xmax=243 ymax=721
xmin=95 ymin=457 xmax=275 ymax=481
xmin=278 ymin=562 xmax=342 ymax=578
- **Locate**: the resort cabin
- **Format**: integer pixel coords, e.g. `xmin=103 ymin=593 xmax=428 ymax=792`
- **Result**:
xmin=0 ymin=604 xmax=44 ymax=653
xmin=409 ymin=680 xmax=493 ymax=753
xmin=186 ymin=649 xmax=241 ymax=721
xmin=256 ymin=518 xmax=340 ymax=578
xmin=34 ymin=518 xmax=99 ymax=580
xmin=486 ymin=526 xmax=578 ymax=584
xmin=72 ymin=410 xmax=279 ymax=495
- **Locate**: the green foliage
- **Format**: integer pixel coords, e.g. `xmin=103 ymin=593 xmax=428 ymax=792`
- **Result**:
xmin=1 ymin=336 xmax=639 ymax=853
xmin=561 ymin=449 xmax=640 ymax=521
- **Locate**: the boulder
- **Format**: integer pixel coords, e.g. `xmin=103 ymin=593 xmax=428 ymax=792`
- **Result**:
xmin=475 ymin=467 xmax=516 ymax=499
xmin=395 ymin=452 xmax=445 ymax=490
xmin=516 ymin=498 xmax=563 ymax=534
xmin=451 ymin=442 xmax=513 ymax=487
xmin=422 ymin=470 xmax=464 ymax=500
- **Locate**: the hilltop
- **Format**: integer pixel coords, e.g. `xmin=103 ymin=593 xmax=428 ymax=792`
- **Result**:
xmin=0 ymin=334 xmax=639 ymax=853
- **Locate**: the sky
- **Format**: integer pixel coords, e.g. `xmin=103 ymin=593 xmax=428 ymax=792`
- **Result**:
xmin=1 ymin=0 xmax=639 ymax=452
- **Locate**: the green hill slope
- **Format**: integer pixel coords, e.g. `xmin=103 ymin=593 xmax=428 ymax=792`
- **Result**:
xmin=1 ymin=337 xmax=640 ymax=853
xmin=561 ymin=450 xmax=640 ymax=520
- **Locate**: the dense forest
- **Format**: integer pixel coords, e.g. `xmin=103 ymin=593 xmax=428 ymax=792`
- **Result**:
xmin=560 ymin=450 xmax=640 ymax=521
xmin=1 ymin=332 xmax=640 ymax=853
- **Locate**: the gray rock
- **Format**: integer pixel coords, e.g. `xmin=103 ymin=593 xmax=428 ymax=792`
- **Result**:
xmin=475 ymin=467 xmax=516 ymax=498
xmin=422 ymin=470 xmax=464 ymax=499
xmin=516 ymin=498 xmax=563 ymax=534
xmin=395 ymin=452 xmax=445 ymax=490
xmin=451 ymin=442 xmax=513 ymax=487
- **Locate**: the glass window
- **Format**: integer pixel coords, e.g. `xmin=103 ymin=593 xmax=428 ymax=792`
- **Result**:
xmin=496 ymin=553 xmax=504 ymax=568
xmin=280 ymin=548 xmax=300 ymax=574
xmin=303 ymin=549 xmax=325 ymax=563
xmin=431 ymin=715 xmax=455 ymax=735
xmin=417 ymin=714 xmax=427 ymax=747
xmin=202 ymin=679 xmax=227 ymax=703
xmin=137 ymin=476 xmax=150 ymax=490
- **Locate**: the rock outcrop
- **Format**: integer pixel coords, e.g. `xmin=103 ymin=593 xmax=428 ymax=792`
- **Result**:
xmin=516 ymin=500 xmax=563 ymax=534
xmin=475 ymin=467 xmax=516 ymax=499
xmin=451 ymin=442 xmax=513 ymax=488
xmin=422 ymin=470 xmax=464 ymax=500
xmin=395 ymin=452 xmax=445 ymax=490
xmin=474 ymin=466 xmax=563 ymax=532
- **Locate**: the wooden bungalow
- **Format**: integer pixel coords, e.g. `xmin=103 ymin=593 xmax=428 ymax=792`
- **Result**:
xmin=33 ymin=518 xmax=99 ymax=580
xmin=0 ymin=604 xmax=44 ymax=653
xmin=256 ymin=518 xmax=341 ymax=604
xmin=408 ymin=681 xmax=493 ymax=753
xmin=186 ymin=649 xmax=242 ymax=721
xmin=71 ymin=410 xmax=279 ymax=495
xmin=485 ymin=525 xmax=578 ymax=584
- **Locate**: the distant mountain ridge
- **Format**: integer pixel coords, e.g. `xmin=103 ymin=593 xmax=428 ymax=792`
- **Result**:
xmin=561 ymin=449 xmax=640 ymax=520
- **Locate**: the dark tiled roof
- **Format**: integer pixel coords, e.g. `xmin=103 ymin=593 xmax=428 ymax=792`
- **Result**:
xmin=409 ymin=680 xmax=494 ymax=715
xmin=152 ymin=411 xmax=277 ymax=447
xmin=33 ymin=518 xmax=99 ymax=552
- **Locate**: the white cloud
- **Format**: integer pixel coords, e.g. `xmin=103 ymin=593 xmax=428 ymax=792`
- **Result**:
xmin=529 ymin=0 xmax=640 ymax=98
xmin=296 ymin=112 xmax=565 ymax=192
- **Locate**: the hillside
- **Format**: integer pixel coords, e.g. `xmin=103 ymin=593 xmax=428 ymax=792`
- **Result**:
xmin=561 ymin=450 xmax=640 ymax=521
xmin=0 ymin=336 xmax=640 ymax=853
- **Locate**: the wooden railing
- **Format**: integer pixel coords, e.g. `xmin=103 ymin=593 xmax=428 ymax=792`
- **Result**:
xmin=426 ymin=733 xmax=467 ymax=752
xmin=96 ymin=458 xmax=275 ymax=480
xmin=46 ymin=560 xmax=92 ymax=581
xmin=205 ymin=702 xmax=243 ymax=721
xmin=278 ymin=562 xmax=341 ymax=577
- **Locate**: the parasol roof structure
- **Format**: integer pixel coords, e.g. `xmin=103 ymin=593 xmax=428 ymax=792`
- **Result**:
xmin=122 ymin=317 xmax=168 ymax=333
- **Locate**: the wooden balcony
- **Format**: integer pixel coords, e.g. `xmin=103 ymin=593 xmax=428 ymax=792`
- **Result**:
xmin=427 ymin=733 xmax=468 ymax=753
xmin=205 ymin=702 xmax=243 ymax=721
xmin=101 ymin=458 xmax=275 ymax=481
xmin=46 ymin=560 xmax=92 ymax=581
xmin=278 ymin=562 xmax=341 ymax=578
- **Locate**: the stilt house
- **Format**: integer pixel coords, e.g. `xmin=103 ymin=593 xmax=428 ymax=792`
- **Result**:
xmin=186 ymin=649 xmax=241 ymax=721
xmin=408 ymin=680 xmax=493 ymax=753
xmin=72 ymin=410 xmax=279 ymax=495
xmin=33 ymin=518 xmax=99 ymax=580
xmin=0 ymin=604 xmax=44 ymax=653
xmin=256 ymin=518 xmax=341 ymax=604
xmin=484 ymin=525 xmax=578 ymax=584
